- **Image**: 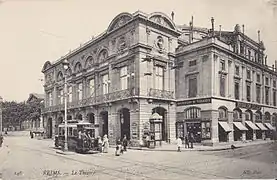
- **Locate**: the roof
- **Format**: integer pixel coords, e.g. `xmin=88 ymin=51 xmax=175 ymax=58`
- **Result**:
xmin=27 ymin=93 xmax=45 ymax=103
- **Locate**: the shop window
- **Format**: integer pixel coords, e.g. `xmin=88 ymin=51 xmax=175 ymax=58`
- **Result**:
xmin=201 ymin=122 xmax=211 ymax=139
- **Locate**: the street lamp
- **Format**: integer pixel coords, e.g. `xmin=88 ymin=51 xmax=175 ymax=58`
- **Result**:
xmin=0 ymin=96 xmax=2 ymax=135
xmin=62 ymin=59 xmax=69 ymax=151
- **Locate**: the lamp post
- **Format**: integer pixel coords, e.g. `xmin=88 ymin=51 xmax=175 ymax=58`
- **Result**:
xmin=62 ymin=59 xmax=69 ymax=151
xmin=0 ymin=96 xmax=3 ymax=135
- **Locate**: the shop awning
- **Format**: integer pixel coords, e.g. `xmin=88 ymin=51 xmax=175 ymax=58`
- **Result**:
xmin=245 ymin=121 xmax=259 ymax=130
xmin=264 ymin=123 xmax=275 ymax=130
xmin=255 ymin=123 xmax=268 ymax=131
xmin=218 ymin=122 xmax=232 ymax=132
xmin=233 ymin=122 xmax=248 ymax=131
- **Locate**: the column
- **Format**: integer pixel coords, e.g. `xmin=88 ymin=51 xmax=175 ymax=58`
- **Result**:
xmin=94 ymin=111 xmax=100 ymax=138
xmin=241 ymin=113 xmax=246 ymax=141
xmin=108 ymin=110 xmax=117 ymax=144
xmin=130 ymin=106 xmax=139 ymax=144
xmin=168 ymin=103 xmax=176 ymax=143
xmin=211 ymin=110 xmax=219 ymax=145
xmin=228 ymin=111 xmax=234 ymax=142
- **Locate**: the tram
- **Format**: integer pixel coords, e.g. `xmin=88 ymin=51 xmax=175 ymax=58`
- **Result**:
xmin=54 ymin=120 xmax=100 ymax=153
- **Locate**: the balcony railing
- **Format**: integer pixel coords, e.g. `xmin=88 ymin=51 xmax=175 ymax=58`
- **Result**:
xmin=148 ymin=88 xmax=174 ymax=99
xmin=42 ymin=89 xmax=133 ymax=113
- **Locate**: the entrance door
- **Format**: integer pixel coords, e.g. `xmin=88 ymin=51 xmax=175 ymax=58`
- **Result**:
xmin=48 ymin=118 xmax=52 ymax=138
xmin=186 ymin=122 xmax=201 ymax=143
xmin=100 ymin=111 xmax=108 ymax=137
xmin=120 ymin=108 xmax=130 ymax=140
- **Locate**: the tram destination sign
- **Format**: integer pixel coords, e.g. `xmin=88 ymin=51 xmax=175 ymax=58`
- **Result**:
xmin=177 ymin=98 xmax=212 ymax=106
xmin=236 ymin=101 xmax=261 ymax=110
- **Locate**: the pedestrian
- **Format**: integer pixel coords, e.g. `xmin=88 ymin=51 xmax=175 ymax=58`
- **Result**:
xmin=177 ymin=137 xmax=182 ymax=152
xmin=145 ymin=134 xmax=150 ymax=148
xmin=102 ymin=134 xmax=109 ymax=153
xmin=0 ymin=134 xmax=3 ymax=147
xmin=122 ymin=135 xmax=128 ymax=152
xmin=97 ymin=136 xmax=103 ymax=152
xmin=189 ymin=133 xmax=194 ymax=149
xmin=30 ymin=131 xmax=34 ymax=139
xmin=185 ymin=134 xmax=189 ymax=148
xmin=115 ymin=139 xmax=122 ymax=156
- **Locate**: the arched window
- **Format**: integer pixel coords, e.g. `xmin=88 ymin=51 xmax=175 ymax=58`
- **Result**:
xmin=85 ymin=56 xmax=94 ymax=69
xmin=65 ymin=67 xmax=72 ymax=76
xmin=255 ymin=111 xmax=262 ymax=121
xmin=265 ymin=112 xmax=271 ymax=121
xmin=98 ymin=49 xmax=108 ymax=63
xmin=272 ymin=113 xmax=277 ymax=127
xmin=245 ymin=110 xmax=252 ymax=121
xmin=233 ymin=108 xmax=242 ymax=120
xmin=218 ymin=107 xmax=227 ymax=119
xmin=74 ymin=62 xmax=82 ymax=73
xmin=57 ymin=71 xmax=63 ymax=81
xmin=184 ymin=107 xmax=201 ymax=119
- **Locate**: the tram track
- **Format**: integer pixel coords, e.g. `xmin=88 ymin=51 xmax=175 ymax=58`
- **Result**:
xmin=13 ymin=144 xmax=234 ymax=179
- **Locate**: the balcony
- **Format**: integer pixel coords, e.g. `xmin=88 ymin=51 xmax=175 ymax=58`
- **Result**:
xmin=148 ymin=88 xmax=174 ymax=99
xmin=42 ymin=89 xmax=134 ymax=113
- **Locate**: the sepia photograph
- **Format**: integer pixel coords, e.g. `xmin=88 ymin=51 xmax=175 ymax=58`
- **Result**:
xmin=0 ymin=0 xmax=277 ymax=179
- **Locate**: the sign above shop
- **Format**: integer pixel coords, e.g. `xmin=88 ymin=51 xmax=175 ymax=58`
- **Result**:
xmin=236 ymin=101 xmax=261 ymax=110
xmin=177 ymin=98 xmax=212 ymax=106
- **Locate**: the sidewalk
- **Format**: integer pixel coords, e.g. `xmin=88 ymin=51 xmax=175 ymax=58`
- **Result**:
xmin=122 ymin=140 xmax=275 ymax=152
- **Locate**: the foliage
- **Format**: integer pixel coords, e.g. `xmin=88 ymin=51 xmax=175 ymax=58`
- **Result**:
xmin=1 ymin=99 xmax=43 ymax=129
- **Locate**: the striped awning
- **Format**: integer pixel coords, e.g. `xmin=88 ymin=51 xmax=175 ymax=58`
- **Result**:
xmin=264 ymin=123 xmax=275 ymax=130
xmin=233 ymin=122 xmax=248 ymax=131
xmin=218 ymin=122 xmax=232 ymax=132
xmin=255 ymin=123 xmax=268 ymax=131
xmin=245 ymin=121 xmax=259 ymax=130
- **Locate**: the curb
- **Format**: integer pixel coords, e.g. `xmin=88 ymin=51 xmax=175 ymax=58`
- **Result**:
xmin=56 ymin=150 xmax=75 ymax=155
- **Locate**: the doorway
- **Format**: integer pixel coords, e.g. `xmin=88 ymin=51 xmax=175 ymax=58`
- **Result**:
xmin=100 ymin=111 xmax=108 ymax=137
xmin=119 ymin=108 xmax=130 ymax=140
xmin=48 ymin=118 xmax=52 ymax=138
xmin=152 ymin=107 xmax=167 ymax=141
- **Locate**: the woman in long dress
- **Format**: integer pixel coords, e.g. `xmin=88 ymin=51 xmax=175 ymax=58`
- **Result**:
xmin=102 ymin=134 xmax=109 ymax=153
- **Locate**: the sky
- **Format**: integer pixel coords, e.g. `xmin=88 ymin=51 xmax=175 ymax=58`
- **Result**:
xmin=0 ymin=0 xmax=276 ymax=102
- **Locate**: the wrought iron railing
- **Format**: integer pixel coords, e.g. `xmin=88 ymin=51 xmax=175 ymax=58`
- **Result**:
xmin=148 ymin=88 xmax=174 ymax=99
xmin=42 ymin=89 xmax=133 ymax=113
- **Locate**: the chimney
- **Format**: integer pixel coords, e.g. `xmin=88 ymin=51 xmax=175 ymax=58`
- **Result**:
xmin=265 ymin=55 xmax=267 ymax=66
xmin=171 ymin=11 xmax=175 ymax=22
xmin=191 ymin=16 xmax=194 ymax=42
xmin=211 ymin=17 xmax=215 ymax=36
xmin=258 ymin=30 xmax=261 ymax=43
xmin=219 ymin=25 xmax=222 ymax=38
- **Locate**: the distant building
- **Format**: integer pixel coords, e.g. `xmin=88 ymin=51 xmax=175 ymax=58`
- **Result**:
xmin=41 ymin=11 xmax=276 ymax=145
xmin=22 ymin=93 xmax=45 ymax=131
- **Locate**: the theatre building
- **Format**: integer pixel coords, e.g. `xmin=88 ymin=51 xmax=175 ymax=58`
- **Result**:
xmin=41 ymin=11 xmax=179 ymax=144
xmin=175 ymin=23 xmax=276 ymax=145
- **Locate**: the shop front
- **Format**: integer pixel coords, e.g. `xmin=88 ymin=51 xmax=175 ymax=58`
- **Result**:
xmin=245 ymin=121 xmax=259 ymax=140
xmin=264 ymin=122 xmax=275 ymax=140
xmin=218 ymin=121 xmax=232 ymax=142
xmin=255 ymin=122 xmax=268 ymax=140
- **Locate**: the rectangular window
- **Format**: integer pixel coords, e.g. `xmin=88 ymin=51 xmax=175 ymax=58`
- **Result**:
xmin=273 ymin=90 xmax=276 ymax=106
xmin=247 ymin=70 xmax=251 ymax=80
xmin=88 ymin=79 xmax=95 ymax=97
xmin=273 ymin=80 xmax=276 ymax=88
xmin=188 ymin=78 xmax=197 ymax=98
xmin=248 ymin=50 xmax=251 ymax=60
xmin=256 ymin=85 xmax=261 ymax=103
xmin=220 ymin=60 xmax=225 ymax=71
xmin=234 ymin=82 xmax=240 ymax=100
xmin=59 ymin=89 xmax=64 ymax=104
xmin=220 ymin=76 xmax=225 ymax=97
xmin=102 ymin=74 xmax=109 ymax=94
xmin=257 ymin=74 xmax=260 ymax=83
xmin=266 ymin=77 xmax=269 ymax=86
xmin=246 ymin=85 xmax=251 ymax=102
xmin=189 ymin=60 xmax=197 ymax=67
xmin=265 ymin=88 xmax=269 ymax=105
xmin=201 ymin=122 xmax=211 ymax=139
xmin=240 ymin=41 xmax=244 ymax=54
xmin=68 ymin=86 xmax=72 ymax=103
xmin=47 ymin=92 xmax=53 ymax=106
xmin=77 ymin=83 xmax=83 ymax=100
xmin=235 ymin=65 xmax=240 ymax=76
xmin=120 ymin=66 xmax=128 ymax=90
xmin=155 ymin=66 xmax=164 ymax=90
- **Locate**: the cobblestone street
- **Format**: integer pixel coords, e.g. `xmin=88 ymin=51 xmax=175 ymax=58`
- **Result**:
xmin=0 ymin=132 xmax=277 ymax=180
